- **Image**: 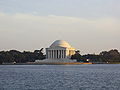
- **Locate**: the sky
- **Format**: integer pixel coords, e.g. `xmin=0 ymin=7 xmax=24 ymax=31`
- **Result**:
xmin=0 ymin=0 xmax=120 ymax=54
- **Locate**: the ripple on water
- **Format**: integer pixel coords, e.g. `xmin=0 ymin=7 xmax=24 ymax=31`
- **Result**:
xmin=0 ymin=64 xmax=120 ymax=90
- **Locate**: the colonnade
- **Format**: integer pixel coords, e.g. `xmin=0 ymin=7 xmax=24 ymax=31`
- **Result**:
xmin=46 ymin=50 xmax=66 ymax=59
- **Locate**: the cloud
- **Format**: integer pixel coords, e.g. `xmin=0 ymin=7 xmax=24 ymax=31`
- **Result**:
xmin=0 ymin=12 xmax=119 ymax=32
xmin=12 ymin=13 xmax=81 ymax=24
xmin=0 ymin=12 xmax=120 ymax=53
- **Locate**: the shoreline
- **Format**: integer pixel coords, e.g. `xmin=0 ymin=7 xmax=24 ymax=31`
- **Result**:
xmin=1 ymin=62 xmax=120 ymax=65
xmin=1 ymin=62 xmax=92 ymax=65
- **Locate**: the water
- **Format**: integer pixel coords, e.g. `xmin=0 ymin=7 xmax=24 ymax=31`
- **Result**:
xmin=0 ymin=64 xmax=120 ymax=90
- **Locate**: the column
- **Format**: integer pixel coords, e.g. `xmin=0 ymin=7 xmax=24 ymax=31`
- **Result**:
xmin=61 ymin=50 xmax=63 ymax=58
xmin=48 ymin=50 xmax=49 ymax=59
xmin=59 ymin=50 xmax=61 ymax=59
xmin=63 ymin=50 xmax=64 ymax=58
xmin=56 ymin=50 xmax=57 ymax=59
xmin=64 ymin=50 xmax=66 ymax=58
xmin=51 ymin=50 xmax=52 ymax=59
xmin=52 ymin=50 xmax=54 ymax=59
xmin=49 ymin=50 xmax=51 ymax=59
xmin=56 ymin=50 xmax=58 ymax=59
xmin=58 ymin=50 xmax=60 ymax=58
xmin=62 ymin=50 xmax=64 ymax=58
xmin=61 ymin=50 xmax=62 ymax=58
xmin=54 ymin=50 xmax=56 ymax=59
xmin=55 ymin=50 xmax=57 ymax=59
xmin=53 ymin=50 xmax=55 ymax=59
xmin=50 ymin=50 xmax=52 ymax=59
xmin=51 ymin=50 xmax=53 ymax=58
xmin=47 ymin=50 xmax=48 ymax=59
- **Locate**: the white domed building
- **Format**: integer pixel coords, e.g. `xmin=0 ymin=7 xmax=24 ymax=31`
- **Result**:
xmin=46 ymin=40 xmax=75 ymax=60
xmin=35 ymin=40 xmax=77 ymax=63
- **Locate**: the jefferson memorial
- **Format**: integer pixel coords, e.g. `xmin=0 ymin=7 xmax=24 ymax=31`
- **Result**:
xmin=46 ymin=40 xmax=75 ymax=60
xmin=36 ymin=40 xmax=77 ymax=63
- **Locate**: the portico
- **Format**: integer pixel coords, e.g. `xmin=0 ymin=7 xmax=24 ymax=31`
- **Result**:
xmin=46 ymin=49 xmax=66 ymax=59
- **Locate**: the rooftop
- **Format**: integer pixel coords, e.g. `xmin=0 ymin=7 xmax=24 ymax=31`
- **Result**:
xmin=50 ymin=40 xmax=71 ymax=48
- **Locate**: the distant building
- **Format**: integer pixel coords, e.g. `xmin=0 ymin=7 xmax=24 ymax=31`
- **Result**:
xmin=35 ymin=40 xmax=76 ymax=63
xmin=46 ymin=40 xmax=75 ymax=60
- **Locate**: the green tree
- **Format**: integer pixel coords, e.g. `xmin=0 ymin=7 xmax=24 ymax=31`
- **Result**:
xmin=71 ymin=50 xmax=82 ymax=62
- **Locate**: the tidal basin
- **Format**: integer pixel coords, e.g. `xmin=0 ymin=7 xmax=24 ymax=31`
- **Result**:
xmin=0 ymin=64 xmax=120 ymax=90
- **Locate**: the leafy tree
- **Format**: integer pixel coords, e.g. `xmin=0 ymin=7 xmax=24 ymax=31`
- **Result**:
xmin=71 ymin=50 xmax=82 ymax=62
xmin=0 ymin=48 xmax=46 ymax=64
xmin=99 ymin=49 xmax=120 ymax=62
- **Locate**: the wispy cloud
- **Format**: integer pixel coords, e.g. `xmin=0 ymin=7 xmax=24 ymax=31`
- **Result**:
xmin=0 ymin=12 xmax=120 ymax=53
xmin=0 ymin=13 xmax=119 ymax=33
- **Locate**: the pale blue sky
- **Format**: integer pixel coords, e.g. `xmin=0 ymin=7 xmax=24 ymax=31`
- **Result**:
xmin=1 ymin=0 xmax=120 ymax=17
xmin=0 ymin=0 xmax=120 ymax=54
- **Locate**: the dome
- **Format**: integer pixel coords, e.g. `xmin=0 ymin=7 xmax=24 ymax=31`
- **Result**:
xmin=50 ymin=40 xmax=71 ymax=48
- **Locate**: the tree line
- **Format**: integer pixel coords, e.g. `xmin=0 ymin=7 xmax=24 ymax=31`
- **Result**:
xmin=0 ymin=48 xmax=120 ymax=64
xmin=0 ymin=48 xmax=45 ymax=64
xmin=71 ymin=49 xmax=120 ymax=63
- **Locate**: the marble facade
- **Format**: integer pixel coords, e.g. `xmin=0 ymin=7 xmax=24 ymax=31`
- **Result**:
xmin=46 ymin=40 xmax=75 ymax=59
